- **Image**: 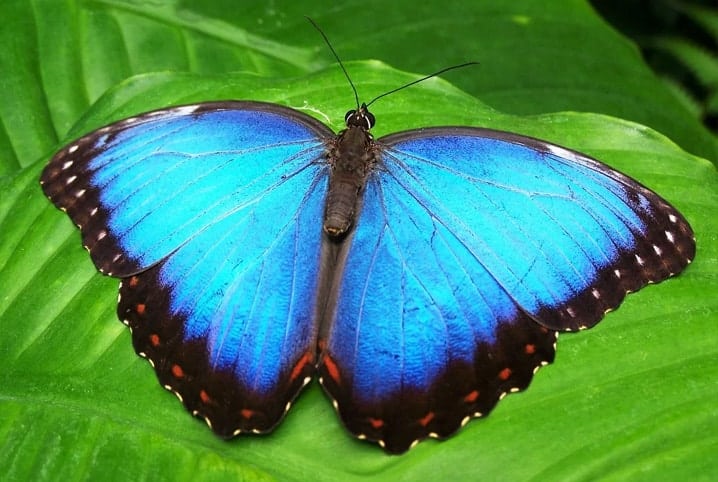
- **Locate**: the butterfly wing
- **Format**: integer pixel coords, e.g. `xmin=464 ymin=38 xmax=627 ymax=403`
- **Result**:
xmin=41 ymin=102 xmax=334 ymax=435
xmin=318 ymin=127 xmax=695 ymax=453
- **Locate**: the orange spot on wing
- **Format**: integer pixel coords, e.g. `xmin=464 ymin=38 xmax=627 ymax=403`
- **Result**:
xmin=290 ymin=352 xmax=314 ymax=382
xmin=368 ymin=417 xmax=384 ymax=429
xmin=129 ymin=276 xmax=139 ymax=287
xmin=241 ymin=408 xmax=255 ymax=419
xmin=149 ymin=334 xmax=160 ymax=347
xmin=322 ymin=354 xmax=341 ymax=384
xmin=419 ymin=412 xmax=435 ymax=427
xmin=136 ymin=303 xmax=146 ymax=315
xmin=463 ymin=390 xmax=479 ymax=403
xmin=525 ymin=343 xmax=536 ymax=355
xmin=498 ymin=368 xmax=512 ymax=381
xmin=171 ymin=364 xmax=184 ymax=379
xmin=199 ymin=389 xmax=211 ymax=404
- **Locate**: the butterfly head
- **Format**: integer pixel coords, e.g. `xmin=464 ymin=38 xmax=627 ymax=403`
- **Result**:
xmin=344 ymin=103 xmax=375 ymax=131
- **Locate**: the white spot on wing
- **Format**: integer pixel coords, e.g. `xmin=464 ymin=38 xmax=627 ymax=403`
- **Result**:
xmin=665 ymin=230 xmax=675 ymax=243
xmin=635 ymin=254 xmax=645 ymax=266
xmin=592 ymin=288 xmax=600 ymax=299
xmin=68 ymin=145 xmax=79 ymax=154
xmin=74 ymin=189 xmax=86 ymax=198
xmin=546 ymin=144 xmax=580 ymax=161
xmin=62 ymin=160 xmax=74 ymax=169
xmin=97 ymin=230 xmax=107 ymax=241
xmin=669 ymin=214 xmax=678 ymax=223
xmin=175 ymin=105 xmax=201 ymax=116
xmin=653 ymin=244 xmax=662 ymax=256
xmin=65 ymin=175 xmax=77 ymax=185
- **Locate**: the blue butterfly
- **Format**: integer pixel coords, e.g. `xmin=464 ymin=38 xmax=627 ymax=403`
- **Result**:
xmin=40 ymin=90 xmax=695 ymax=453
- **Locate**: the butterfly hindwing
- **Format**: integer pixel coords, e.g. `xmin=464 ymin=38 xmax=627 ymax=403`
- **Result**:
xmin=42 ymin=102 xmax=336 ymax=435
xmin=318 ymin=128 xmax=694 ymax=453
xmin=117 ymin=164 xmax=327 ymax=434
xmin=318 ymin=174 xmax=559 ymax=453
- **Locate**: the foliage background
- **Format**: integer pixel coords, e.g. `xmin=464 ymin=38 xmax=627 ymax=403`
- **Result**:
xmin=0 ymin=1 xmax=716 ymax=481
xmin=591 ymin=0 xmax=718 ymax=135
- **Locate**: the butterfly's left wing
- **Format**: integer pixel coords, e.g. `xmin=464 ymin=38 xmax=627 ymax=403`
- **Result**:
xmin=41 ymin=102 xmax=335 ymax=436
xmin=318 ymin=127 xmax=695 ymax=453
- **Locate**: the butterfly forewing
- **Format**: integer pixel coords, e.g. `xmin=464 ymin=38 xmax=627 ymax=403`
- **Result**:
xmin=40 ymin=102 xmax=334 ymax=276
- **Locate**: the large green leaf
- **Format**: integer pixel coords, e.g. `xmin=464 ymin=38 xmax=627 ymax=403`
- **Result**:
xmin=1 ymin=1 xmax=716 ymax=481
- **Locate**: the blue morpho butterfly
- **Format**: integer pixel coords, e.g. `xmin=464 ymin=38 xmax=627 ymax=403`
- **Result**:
xmin=40 ymin=38 xmax=695 ymax=454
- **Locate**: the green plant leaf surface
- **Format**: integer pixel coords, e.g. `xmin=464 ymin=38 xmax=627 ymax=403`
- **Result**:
xmin=1 ymin=1 xmax=716 ymax=481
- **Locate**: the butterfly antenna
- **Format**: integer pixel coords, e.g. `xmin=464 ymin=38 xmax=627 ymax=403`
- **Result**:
xmin=365 ymin=62 xmax=478 ymax=107
xmin=306 ymin=17 xmax=361 ymax=110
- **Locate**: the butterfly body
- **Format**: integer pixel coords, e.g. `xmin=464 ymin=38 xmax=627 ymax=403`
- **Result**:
xmin=41 ymin=100 xmax=694 ymax=454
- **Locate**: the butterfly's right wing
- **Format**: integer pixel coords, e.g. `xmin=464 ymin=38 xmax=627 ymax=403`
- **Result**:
xmin=41 ymin=102 xmax=335 ymax=435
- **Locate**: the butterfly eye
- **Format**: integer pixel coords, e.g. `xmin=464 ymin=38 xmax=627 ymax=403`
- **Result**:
xmin=344 ymin=109 xmax=357 ymax=125
xmin=344 ymin=108 xmax=375 ymax=130
xmin=363 ymin=110 xmax=376 ymax=129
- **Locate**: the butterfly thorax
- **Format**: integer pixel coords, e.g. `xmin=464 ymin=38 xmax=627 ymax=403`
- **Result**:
xmin=323 ymin=125 xmax=375 ymax=238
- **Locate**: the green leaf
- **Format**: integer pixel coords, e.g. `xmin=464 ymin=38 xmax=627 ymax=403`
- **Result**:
xmin=644 ymin=36 xmax=718 ymax=90
xmin=1 ymin=1 xmax=716 ymax=481
xmin=675 ymin=1 xmax=718 ymax=45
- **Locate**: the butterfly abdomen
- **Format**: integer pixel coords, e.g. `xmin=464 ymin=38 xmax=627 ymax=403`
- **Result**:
xmin=323 ymin=126 xmax=377 ymax=237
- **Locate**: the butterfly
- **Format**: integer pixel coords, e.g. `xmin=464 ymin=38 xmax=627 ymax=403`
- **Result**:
xmin=40 ymin=74 xmax=695 ymax=453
